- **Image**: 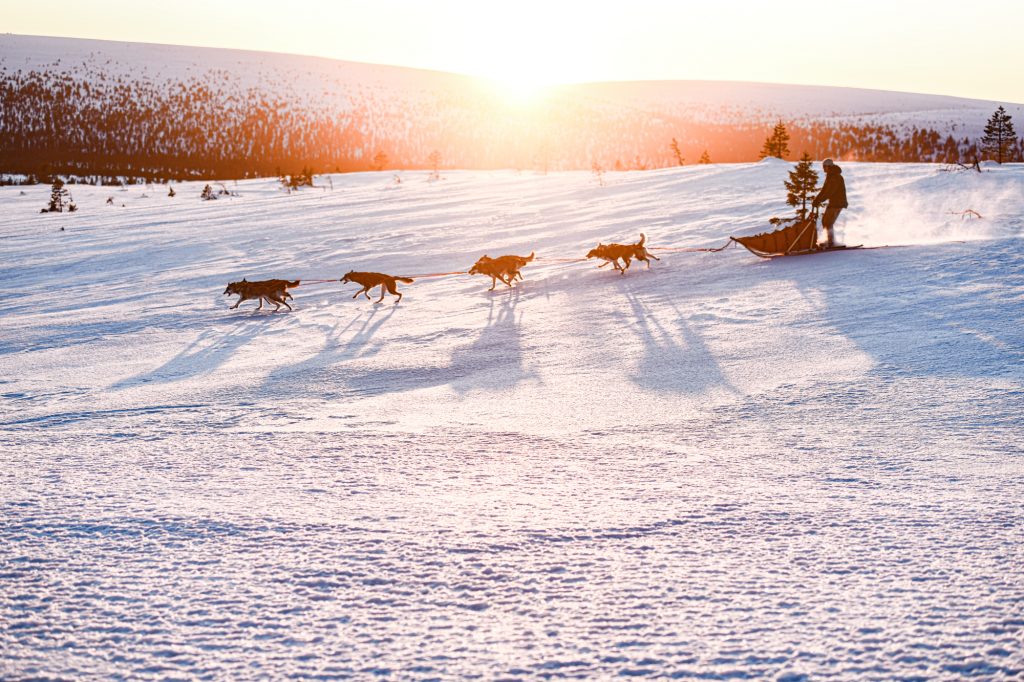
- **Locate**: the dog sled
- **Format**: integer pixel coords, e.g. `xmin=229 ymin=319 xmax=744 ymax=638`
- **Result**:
xmin=730 ymin=209 xmax=861 ymax=259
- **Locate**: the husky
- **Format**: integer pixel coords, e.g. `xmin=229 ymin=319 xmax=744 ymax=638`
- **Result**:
xmin=341 ymin=271 xmax=414 ymax=303
xmin=223 ymin=278 xmax=299 ymax=311
xmin=586 ymin=233 xmax=660 ymax=274
xmin=468 ymin=252 xmax=535 ymax=290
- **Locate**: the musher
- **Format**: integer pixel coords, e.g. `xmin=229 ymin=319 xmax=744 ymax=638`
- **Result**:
xmin=812 ymin=158 xmax=848 ymax=248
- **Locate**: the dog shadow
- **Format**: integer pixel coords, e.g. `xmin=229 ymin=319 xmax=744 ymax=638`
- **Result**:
xmin=258 ymin=305 xmax=398 ymax=396
xmin=324 ymin=287 xmax=534 ymax=399
xmin=448 ymin=288 xmax=535 ymax=395
xmin=109 ymin=316 xmax=289 ymax=389
xmin=620 ymin=284 xmax=738 ymax=396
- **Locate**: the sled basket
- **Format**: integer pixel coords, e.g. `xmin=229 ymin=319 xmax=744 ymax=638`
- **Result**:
xmin=731 ymin=213 xmax=818 ymax=258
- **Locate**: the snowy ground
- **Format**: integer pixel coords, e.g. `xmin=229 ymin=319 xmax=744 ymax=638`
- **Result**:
xmin=2 ymin=162 xmax=1023 ymax=679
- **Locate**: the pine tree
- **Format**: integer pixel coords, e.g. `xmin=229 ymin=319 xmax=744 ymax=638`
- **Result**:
xmin=670 ymin=138 xmax=685 ymax=166
xmin=981 ymin=106 xmax=1017 ymax=164
xmin=201 ymin=184 xmax=216 ymax=200
xmin=373 ymin=151 xmax=388 ymax=171
xmin=760 ymin=121 xmax=791 ymax=159
xmin=784 ymin=153 xmax=820 ymax=219
xmin=44 ymin=178 xmax=69 ymax=212
xmin=698 ymin=150 xmax=711 ymax=164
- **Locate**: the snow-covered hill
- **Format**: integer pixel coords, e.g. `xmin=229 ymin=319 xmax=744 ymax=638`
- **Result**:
xmin=3 ymin=33 xmax=1022 ymax=179
xmin=1 ymin=161 xmax=1022 ymax=679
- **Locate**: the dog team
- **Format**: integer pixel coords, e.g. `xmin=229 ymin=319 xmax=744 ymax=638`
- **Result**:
xmin=224 ymin=233 xmax=658 ymax=311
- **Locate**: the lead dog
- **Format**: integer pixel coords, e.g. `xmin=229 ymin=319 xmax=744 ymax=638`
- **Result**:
xmin=223 ymin=278 xmax=299 ymax=311
xmin=341 ymin=271 xmax=414 ymax=303
xmin=469 ymin=252 xmax=535 ymax=290
xmin=586 ymin=233 xmax=659 ymax=274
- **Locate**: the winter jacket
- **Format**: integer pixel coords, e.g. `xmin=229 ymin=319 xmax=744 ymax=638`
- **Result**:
xmin=813 ymin=165 xmax=848 ymax=209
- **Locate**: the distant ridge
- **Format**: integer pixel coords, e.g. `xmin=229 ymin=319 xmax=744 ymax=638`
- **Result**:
xmin=2 ymin=34 xmax=1022 ymax=180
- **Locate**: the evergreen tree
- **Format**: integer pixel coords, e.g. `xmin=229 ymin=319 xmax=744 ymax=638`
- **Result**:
xmin=784 ymin=153 xmax=820 ymax=219
xmin=670 ymin=138 xmax=685 ymax=166
xmin=373 ymin=151 xmax=388 ymax=171
xmin=981 ymin=106 xmax=1017 ymax=163
xmin=698 ymin=150 xmax=711 ymax=164
xmin=44 ymin=178 xmax=69 ymax=212
xmin=760 ymin=121 xmax=791 ymax=159
xmin=201 ymin=184 xmax=216 ymax=200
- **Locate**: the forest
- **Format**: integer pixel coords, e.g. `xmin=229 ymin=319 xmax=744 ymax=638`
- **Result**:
xmin=2 ymin=65 xmax=1020 ymax=183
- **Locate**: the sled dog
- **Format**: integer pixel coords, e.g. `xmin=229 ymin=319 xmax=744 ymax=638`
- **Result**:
xmin=586 ymin=233 xmax=659 ymax=274
xmin=468 ymin=252 xmax=535 ymax=290
xmin=341 ymin=271 xmax=414 ymax=303
xmin=223 ymin=278 xmax=299 ymax=311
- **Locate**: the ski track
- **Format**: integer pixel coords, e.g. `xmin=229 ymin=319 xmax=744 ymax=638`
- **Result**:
xmin=2 ymin=162 xmax=1023 ymax=680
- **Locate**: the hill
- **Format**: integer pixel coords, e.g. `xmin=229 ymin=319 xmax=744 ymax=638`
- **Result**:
xmin=3 ymin=34 xmax=1023 ymax=180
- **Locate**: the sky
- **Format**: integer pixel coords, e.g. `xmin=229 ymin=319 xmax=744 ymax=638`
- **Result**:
xmin=2 ymin=0 xmax=1023 ymax=103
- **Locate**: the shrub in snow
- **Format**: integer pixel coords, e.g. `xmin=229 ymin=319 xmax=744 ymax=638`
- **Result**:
xmin=41 ymin=178 xmax=76 ymax=213
xmin=428 ymin=150 xmax=441 ymax=181
xmin=201 ymin=184 xmax=217 ymax=200
xmin=280 ymin=167 xmax=315 ymax=190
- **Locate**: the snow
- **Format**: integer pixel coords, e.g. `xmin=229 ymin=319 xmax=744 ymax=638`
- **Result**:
xmin=4 ymin=33 xmax=1021 ymax=130
xmin=2 ymin=162 xmax=1023 ymax=679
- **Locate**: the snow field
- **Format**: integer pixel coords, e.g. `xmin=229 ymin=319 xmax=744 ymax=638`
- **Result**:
xmin=1 ymin=162 xmax=1023 ymax=679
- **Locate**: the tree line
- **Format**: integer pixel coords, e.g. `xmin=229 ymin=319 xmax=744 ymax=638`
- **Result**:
xmin=2 ymin=66 xmax=1021 ymax=184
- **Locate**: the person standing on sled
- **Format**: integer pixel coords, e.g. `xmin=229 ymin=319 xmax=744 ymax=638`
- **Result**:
xmin=812 ymin=158 xmax=848 ymax=248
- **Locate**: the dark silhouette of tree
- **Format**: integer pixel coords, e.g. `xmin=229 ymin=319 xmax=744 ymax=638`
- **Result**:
xmin=201 ymin=184 xmax=216 ymax=200
xmin=981 ymin=106 xmax=1017 ymax=163
xmin=168 ymin=185 xmax=176 ymax=197
xmin=670 ymin=138 xmax=685 ymax=166
xmin=42 ymin=178 xmax=70 ymax=212
xmin=760 ymin=121 xmax=791 ymax=159
xmin=373 ymin=151 xmax=389 ymax=171
xmin=698 ymin=150 xmax=712 ymax=164
xmin=785 ymin=152 xmax=820 ymax=219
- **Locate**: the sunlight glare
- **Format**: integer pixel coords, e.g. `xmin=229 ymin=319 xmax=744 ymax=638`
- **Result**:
xmin=487 ymin=74 xmax=553 ymax=107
